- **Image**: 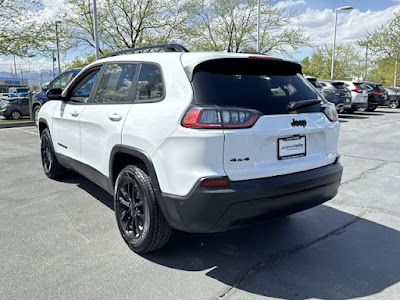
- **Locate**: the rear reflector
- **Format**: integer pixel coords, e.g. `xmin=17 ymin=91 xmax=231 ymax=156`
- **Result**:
xmin=201 ymin=178 xmax=230 ymax=187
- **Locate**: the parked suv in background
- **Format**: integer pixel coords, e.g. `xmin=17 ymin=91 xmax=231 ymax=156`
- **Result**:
xmin=362 ymin=82 xmax=388 ymax=111
xmin=0 ymin=97 xmax=29 ymax=119
xmin=305 ymin=75 xmax=323 ymax=95
xmin=31 ymin=69 xmax=80 ymax=126
xmin=38 ymin=44 xmax=343 ymax=253
xmin=319 ymin=80 xmax=352 ymax=113
xmin=342 ymin=81 xmax=368 ymax=112
xmin=383 ymin=87 xmax=400 ymax=108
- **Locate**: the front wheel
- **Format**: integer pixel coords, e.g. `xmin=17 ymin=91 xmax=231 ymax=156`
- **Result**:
xmin=114 ymin=165 xmax=172 ymax=253
xmin=40 ymin=128 xmax=67 ymax=179
xmin=11 ymin=110 xmax=21 ymax=120
xmin=33 ymin=106 xmax=41 ymax=127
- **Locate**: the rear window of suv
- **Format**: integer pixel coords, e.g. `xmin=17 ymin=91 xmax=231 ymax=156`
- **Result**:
xmin=191 ymin=58 xmax=322 ymax=115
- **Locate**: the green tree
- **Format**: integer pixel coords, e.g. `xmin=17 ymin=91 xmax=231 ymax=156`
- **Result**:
xmin=61 ymin=0 xmax=190 ymax=54
xmin=184 ymin=0 xmax=309 ymax=53
xmin=358 ymin=13 xmax=400 ymax=86
xmin=301 ymin=45 xmax=363 ymax=80
xmin=0 ymin=0 xmax=47 ymax=56
xmin=368 ymin=57 xmax=399 ymax=86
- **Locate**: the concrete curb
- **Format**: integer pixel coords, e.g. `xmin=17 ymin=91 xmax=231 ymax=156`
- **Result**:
xmin=0 ymin=121 xmax=35 ymax=129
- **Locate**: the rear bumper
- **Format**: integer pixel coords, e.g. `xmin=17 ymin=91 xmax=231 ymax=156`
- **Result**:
xmin=161 ymin=162 xmax=343 ymax=233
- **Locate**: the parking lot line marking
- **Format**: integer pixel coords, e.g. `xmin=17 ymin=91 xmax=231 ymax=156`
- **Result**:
xmin=20 ymin=129 xmax=39 ymax=136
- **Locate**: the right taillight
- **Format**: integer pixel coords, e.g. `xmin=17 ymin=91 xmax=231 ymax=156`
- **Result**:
xmin=182 ymin=106 xmax=261 ymax=129
xmin=322 ymin=102 xmax=338 ymax=122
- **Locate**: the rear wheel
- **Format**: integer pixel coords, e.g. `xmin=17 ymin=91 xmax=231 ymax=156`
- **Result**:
xmin=40 ymin=128 xmax=67 ymax=179
xmin=388 ymin=99 xmax=399 ymax=109
xmin=367 ymin=105 xmax=377 ymax=112
xmin=114 ymin=165 xmax=171 ymax=253
xmin=11 ymin=110 xmax=21 ymax=120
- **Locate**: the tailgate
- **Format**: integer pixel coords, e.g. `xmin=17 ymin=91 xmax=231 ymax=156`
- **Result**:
xmin=223 ymin=113 xmax=339 ymax=181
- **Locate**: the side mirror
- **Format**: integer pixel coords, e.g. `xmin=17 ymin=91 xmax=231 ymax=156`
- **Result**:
xmin=41 ymin=84 xmax=49 ymax=91
xmin=46 ymin=88 xmax=64 ymax=100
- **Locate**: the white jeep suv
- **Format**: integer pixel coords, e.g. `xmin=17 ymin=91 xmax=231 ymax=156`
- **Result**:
xmin=38 ymin=44 xmax=343 ymax=253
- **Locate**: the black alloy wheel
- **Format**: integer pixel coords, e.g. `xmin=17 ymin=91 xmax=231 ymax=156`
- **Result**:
xmin=116 ymin=176 xmax=147 ymax=241
xmin=40 ymin=128 xmax=67 ymax=179
xmin=114 ymin=165 xmax=172 ymax=253
xmin=41 ymin=132 xmax=53 ymax=173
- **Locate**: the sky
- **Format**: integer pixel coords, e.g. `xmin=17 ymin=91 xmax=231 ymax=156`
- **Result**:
xmin=1 ymin=0 xmax=400 ymax=74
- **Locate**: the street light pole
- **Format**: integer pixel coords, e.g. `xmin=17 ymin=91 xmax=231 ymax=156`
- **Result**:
xmin=257 ymin=0 xmax=260 ymax=53
xmin=55 ymin=21 xmax=61 ymax=74
xmin=93 ymin=0 xmax=100 ymax=60
xmin=330 ymin=6 xmax=353 ymax=81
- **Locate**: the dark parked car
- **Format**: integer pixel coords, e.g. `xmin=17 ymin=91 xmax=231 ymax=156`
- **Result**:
xmin=305 ymin=75 xmax=324 ymax=95
xmin=383 ymin=87 xmax=400 ymax=108
xmin=31 ymin=69 xmax=81 ymax=125
xmin=0 ymin=97 xmax=29 ymax=119
xmin=362 ymin=82 xmax=389 ymax=111
xmin=319 ymin=80 xmax=352 ymax=113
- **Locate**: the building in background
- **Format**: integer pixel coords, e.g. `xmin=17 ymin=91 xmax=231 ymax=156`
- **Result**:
xmin=0 ymin=77 xmax=29 ymax=93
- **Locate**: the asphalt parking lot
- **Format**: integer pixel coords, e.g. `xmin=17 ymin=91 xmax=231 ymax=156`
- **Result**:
xmin=1 ymin=108 xmax=399 ymax=300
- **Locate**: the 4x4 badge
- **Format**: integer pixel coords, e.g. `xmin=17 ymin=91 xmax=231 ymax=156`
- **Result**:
xmin=291 ymin=119 xmax=307 ymax=127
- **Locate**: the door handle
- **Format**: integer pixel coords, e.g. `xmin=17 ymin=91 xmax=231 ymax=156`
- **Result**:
xmin=71 ymin=110 xmax=79 ymax=117
xmin=108 ymin=113 xmax=122 ymax=122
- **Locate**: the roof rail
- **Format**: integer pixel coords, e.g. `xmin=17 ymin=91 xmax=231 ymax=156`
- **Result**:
xmin=102 ymin=44 xmax=189 ymax=58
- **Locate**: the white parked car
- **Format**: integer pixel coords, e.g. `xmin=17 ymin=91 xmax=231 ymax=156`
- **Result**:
xmin=342 ymin=81 xmax=368 ymax=112
xmin=38 ymin=44 xmax=343 ymax=253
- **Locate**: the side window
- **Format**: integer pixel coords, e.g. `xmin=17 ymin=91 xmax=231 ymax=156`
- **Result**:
xmin=136 ymin=64 xmax=164 ymax=101
xmin=51 ymin=72 xmax=72 ymax=89
xmin=70 ymin=69 xmax=100 ymax=103
xmin=20 ymin=98 xmax=29 ymax=106
xmin=94 ymin=63 xmax=137 ymax=104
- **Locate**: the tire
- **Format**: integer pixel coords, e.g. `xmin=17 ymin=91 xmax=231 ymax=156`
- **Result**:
xmin=357 ymin=106 xmax=367 ymax=112
xmin=33 ymin=105 xmax=41 ymax=127
xmin=114 ymin=165 xmax=172 ymax=253
xmin=346 ymin=108 xmax=355 ymax=114
xmin=367 ymin=105 xmax=377 ymax=112
xmin=40 ymin=128 xmax=67 ymax=179
xmin=11 ymin=110 xmax=21 ymax=120
xmin=388 ymin=99 xmax=399 ymax=109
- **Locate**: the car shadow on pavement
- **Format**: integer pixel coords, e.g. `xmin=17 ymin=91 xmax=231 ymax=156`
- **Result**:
xmin=354 ymin=112 xmax=385 ymax=116
xmin=62 ymin=172 xmax=400 ymax=299
xmin=375 ymin=109 xmax=400 ymax=114
xmin=58 ymin=171 xmax=114 ymax=210
xmin=142 ymin=205 xmax=400 ymax=299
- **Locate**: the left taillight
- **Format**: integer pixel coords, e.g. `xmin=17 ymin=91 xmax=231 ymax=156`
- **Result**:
xmin=182 ymin=106 xmax=261 ymax=129
xmin=373 ymin=91 xmax=382 ymax=96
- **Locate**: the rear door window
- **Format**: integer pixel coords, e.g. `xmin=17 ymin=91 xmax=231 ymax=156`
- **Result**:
xmin=192 ymin=58 xmax=322 ymax=115
xmin=94 ymin=63 xmax=137 ymax=104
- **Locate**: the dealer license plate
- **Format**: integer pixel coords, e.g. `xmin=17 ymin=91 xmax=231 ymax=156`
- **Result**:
xmin=278 ymin=136 xmax=306 ymax=160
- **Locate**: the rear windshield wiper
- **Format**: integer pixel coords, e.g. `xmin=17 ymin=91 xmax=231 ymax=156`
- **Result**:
xmin=287 ymin=99 xmax=321 ymax=112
